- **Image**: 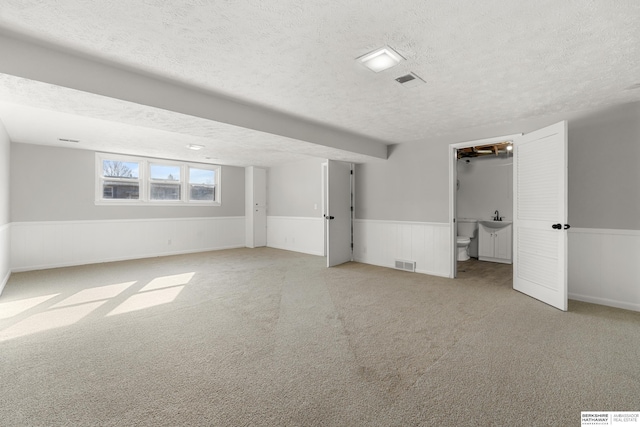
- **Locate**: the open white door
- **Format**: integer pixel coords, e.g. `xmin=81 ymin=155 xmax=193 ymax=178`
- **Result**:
xmin=326 ymin=160 xmax=352 ymax=267
xmin=513 ymin=121 xmax=568 ymax=311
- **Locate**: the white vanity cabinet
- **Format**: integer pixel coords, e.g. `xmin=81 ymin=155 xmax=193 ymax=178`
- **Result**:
xmin=478 ymin=222 xmax=512 ymax=264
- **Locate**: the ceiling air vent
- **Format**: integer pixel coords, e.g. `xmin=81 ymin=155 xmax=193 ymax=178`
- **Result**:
xmin=395 ymin=72 xmax=425 ymax=88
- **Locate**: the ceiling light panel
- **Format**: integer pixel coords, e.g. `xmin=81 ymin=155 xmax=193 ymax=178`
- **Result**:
xmin=358 ymin=46 xmax=404 ymax=72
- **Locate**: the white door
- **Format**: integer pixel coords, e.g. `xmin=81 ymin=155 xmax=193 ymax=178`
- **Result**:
xmin=326 ymin=160 xmax=352 ymax=267
xmin=513 ymin=121 xmax=568 ymax=311
xmin=254 ymin=167 xmax=267 ymax=247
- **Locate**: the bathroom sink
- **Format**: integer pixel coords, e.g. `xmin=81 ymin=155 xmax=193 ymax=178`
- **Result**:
xmin=479 ymin=220 xmax=512 ymax=229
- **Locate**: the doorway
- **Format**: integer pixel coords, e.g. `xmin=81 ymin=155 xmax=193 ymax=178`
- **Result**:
xmin=448 ymin=122 xmax=570 ymax=311
xmin=449 ymin=134 xmax=520 ymax=278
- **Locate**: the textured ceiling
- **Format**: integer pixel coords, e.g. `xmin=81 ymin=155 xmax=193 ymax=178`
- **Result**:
xmin=0 ymin=75 xmax=376 ymax=167
xmin=0 ymin=0 xmax=639 ymax=166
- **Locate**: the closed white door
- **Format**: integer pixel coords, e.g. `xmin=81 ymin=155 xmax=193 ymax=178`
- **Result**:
xmin=254 ymin=167 xmax=267 ymax=247
xmin=513 ymin=121 xmax=568 ymax=311
xmin=326 ymin=160 xmax=352 ymax=267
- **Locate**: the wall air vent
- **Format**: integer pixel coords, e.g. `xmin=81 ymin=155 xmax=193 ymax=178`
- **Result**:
xmin=395 ymin=259 xmax=416 ymax=272
xmin=395 ymin=72 xmax=425 ymax=88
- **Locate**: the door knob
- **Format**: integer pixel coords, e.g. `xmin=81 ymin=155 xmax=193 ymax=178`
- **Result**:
xmin=552 ymin=223 xmax=562 ymax=229
xmin=564 ymin=224 xmax=571 ymax=229
xmin=326 ymin=215 xmax=335 ymax=220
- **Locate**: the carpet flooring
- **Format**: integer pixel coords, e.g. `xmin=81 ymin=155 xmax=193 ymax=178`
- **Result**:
xmin=1 ymin=248 xmax=639 ymax=426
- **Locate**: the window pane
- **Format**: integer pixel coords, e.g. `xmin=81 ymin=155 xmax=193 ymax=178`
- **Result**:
xmin=103 ymin=160 xmax=139 ymax=178
xmin=189 ymin=168 xmax=216 ymax=201
xmin=189 ymin=168 xmax=215 ymax=184
xmin=150 ymin=164 xmax=180 ymax=181
xmin=150 ymin=183 xmax=181 ymax=200
xmin=190 ymin=184 xmax=215 ymax=201
xmin=103 ymin=181 xmax=139 ymax=199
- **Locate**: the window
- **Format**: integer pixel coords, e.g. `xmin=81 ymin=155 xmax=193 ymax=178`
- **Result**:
xmin=150 ymin=163 xmax=182 ymax=201
xmin=100 ymin=159 xmax=140 ymax=200
xmin=96 ymin=153 xmax=220 ymax=205
xmin=189 ymin=167 xmax=216 ymax=202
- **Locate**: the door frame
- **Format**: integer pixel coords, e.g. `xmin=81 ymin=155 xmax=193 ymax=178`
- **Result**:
xmin=448 ymin=134 xmax=521 ymax=278
xmin=321 ymin=161 xmax=328 ymax=256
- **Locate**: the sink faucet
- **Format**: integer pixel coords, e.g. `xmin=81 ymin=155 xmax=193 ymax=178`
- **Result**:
xmin=493 ymin=210 xmax=502 ymax=221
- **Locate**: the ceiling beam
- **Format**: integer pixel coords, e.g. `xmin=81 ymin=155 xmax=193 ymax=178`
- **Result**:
xmin=0 ymin=29 xmax=388 ymax=160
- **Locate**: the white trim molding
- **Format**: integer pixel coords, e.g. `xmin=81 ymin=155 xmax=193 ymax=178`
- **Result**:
xmin=354 ymin=219 xmax=451 ymax=278
xmin=266 ymin=216 xmax=325 ymax=256
xmin=568 ymin=228 xmax=640 ymax=312
xmin=11 ymin=217 xmax=245 ymax=272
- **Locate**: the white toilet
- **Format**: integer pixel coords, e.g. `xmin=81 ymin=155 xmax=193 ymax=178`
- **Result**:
xmin=457 ymin=219 xmax=478 ymax=261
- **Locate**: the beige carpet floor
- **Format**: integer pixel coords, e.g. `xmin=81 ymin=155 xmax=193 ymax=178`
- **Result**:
xmin=1 ymin=248 xmax=638 ymax=426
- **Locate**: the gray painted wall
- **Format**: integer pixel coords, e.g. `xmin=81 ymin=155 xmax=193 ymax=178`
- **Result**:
xmin=356 ymin=101 xmax=640 ymax=231
xmin=457 ymin=156 xmax=513 ymax=221
xmin=11 ymin=143 xmax=245 ymax=222
xmin=267 ymin=158 xmax=323 ymax=217
xmin=568 ymin=102 xmax=640 ymax=230
xmin=355 ymin=141 xmax=449 ymax=223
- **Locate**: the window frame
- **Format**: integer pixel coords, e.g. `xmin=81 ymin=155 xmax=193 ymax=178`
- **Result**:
xmin=148 ymin=161 xmax=184 ymax=203
xmin=187 ymin=165 xmax=219 ymax=204
xmin=95 ymin=153 xmax=221 ymax=206
xmin=97 ymin=154 xmax=143 ymax=204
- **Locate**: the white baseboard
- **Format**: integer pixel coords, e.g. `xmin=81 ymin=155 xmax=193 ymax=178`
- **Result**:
xmin=11 ymin=217 xmax=246 ymax=272
xmin=568 ymin=228 xmax=640 ymax=313
xmin=266 ymin=216 xmax=325 ymax=256
xmin=568 ymin=293 xmax=640 ymax=313
xmin=0 ymin=269 xmax=9 ymax=296
xmin=354 ymin=219 xmax=451 ymax=278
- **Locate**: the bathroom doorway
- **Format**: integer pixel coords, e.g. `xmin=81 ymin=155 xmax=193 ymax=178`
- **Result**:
xmin=449 ymin=135 xmax=519 ymax=278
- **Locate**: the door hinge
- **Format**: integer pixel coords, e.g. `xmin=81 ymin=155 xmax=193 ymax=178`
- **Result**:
xmin=350 ymin=170 xmax=353 ymax=175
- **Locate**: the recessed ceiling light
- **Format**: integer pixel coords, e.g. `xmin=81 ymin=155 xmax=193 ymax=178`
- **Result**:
xmin=357 ymin=46 xmax=404 ymax=72
xmin=188 ymin=144 xmax=204 ymax=150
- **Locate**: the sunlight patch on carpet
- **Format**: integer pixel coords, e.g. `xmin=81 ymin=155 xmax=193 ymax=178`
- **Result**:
xmin=0 ymin=301 xmax=107 ymax=341
xmin=106 ymin=286 xmax=185 ymax=316
xmin=140 ymin=272 xmax=194 ymax=292
xmin=51 ymin=281 xmax=137 ymax=308
xmin=0 ymin=294 xmax=60 ymax=320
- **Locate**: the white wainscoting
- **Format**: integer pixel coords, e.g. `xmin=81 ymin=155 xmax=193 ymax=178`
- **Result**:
xmin=11 ymin=217 xmax=245 ymax=272
xmin=353 ymin=219 xmax=451 ymax=278
xmin=266 ymin=216 xmax=325 ymax=256
xmin=568 ymin=228 xmax=640 ymax=312
xmin=0 ymin=223 xmax=10 ymax=295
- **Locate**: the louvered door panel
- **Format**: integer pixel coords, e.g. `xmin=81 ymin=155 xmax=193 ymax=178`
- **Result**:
xmin=513 ymin=121 xmax=568 ymax=311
